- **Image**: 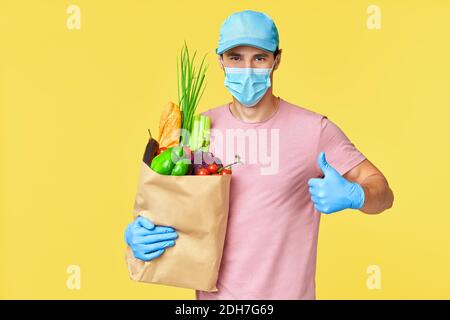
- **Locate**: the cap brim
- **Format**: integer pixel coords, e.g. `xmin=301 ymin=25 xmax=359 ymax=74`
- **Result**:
xmin=216 ymin=37 xmax=277 ymax=54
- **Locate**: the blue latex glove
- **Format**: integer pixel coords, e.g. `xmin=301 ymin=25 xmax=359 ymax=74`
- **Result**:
xmin=308 ymin=152 xmax=365 ymax=214
xmin=125 ymin=216 xmax=178 ymax=261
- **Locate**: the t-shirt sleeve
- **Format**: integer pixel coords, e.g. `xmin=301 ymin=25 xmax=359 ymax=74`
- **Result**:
xmin=315 ymin=116 xmax=366 ymax=177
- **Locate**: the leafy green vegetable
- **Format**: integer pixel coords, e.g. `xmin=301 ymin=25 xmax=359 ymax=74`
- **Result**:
xmin=190 ymin=114 xmax=201 ymax=150
xmin=188 ymin=114 xmax=211 ymax=152
xmin=200 ymin=115 xmax=210 ymax=152
xmin=177 ymin=42 xmax=208 ymax=147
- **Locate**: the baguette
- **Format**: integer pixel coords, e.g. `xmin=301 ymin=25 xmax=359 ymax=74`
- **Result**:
xmin=158 ymin=101 xmax=181 ymax=148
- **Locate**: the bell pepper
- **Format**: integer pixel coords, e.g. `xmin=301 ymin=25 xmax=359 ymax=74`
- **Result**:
xmin=150 ymin=146 xmax=190 ymax=175
xmin=150 ymin=147 xmax=175 ymax=175
xmin=171 ymin=160 xmax=190 ymax=176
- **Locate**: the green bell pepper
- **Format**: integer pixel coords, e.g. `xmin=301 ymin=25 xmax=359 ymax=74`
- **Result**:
xmin=150 ymin=146 xmax=190 ymax=176
xmin=150 ymin=147 xmax=175 ymax=175
xmin=171 ymin=159 xmax=190 ymax=176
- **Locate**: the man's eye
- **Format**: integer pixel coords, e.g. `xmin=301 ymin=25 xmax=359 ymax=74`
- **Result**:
xmin=230 ymin=57 xmax=240 ymax=61
xmin=256 ymin=57 xmax=266 ymax=61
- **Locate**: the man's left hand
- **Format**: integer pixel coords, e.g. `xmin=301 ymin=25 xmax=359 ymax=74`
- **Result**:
xmin=308 ymin=152 xmax=365 ymax=214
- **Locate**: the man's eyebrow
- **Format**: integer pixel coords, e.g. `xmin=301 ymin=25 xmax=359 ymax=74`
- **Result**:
xmin=224 ymin=51 xmax=269 ymax=57
xmin=225 ymin=51 xmax=241 ymax=56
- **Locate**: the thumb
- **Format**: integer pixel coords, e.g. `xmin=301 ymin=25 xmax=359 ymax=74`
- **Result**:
xmin=137 ymin=216 xmax=155 ymax=230
xmin=317 ymin=151 xmax=340 ymax=178
xmin=317 ymin=151 xmax=330 ymax=175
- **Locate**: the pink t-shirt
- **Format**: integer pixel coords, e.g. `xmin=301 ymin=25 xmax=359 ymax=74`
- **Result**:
xmin=196 ymin=98 xmax=366 ymax=300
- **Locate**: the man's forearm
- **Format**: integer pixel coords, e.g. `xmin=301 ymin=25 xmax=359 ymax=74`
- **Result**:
xmin=359 ymin=174 xmax=394 ymax=214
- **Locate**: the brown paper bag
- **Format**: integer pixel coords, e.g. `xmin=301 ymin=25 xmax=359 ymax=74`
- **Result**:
xmin=125 ymin=161 xmax=231 ymax=292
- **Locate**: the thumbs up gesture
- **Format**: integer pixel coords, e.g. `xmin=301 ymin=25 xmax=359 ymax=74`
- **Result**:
xmin=308 ymin=152 xmax=365 ymax=214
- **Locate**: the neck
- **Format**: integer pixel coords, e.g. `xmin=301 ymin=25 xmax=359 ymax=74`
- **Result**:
xmin=230 ymin=90 xmax=279 ymax=123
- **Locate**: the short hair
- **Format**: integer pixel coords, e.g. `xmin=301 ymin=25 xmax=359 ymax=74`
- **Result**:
xmin=273 ymin=46 xmax=280 ymax=58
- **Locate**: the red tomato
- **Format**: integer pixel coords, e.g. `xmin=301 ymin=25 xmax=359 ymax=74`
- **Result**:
xmin=207 ymin=163 xmax=219 ymax=174
xmin=220 ymin=168 xmax=232 ymax=175
xmin=157 ymin=147 xmax=167 ymax=155
xmin=196 ymin=168 xmax=210 ymax=176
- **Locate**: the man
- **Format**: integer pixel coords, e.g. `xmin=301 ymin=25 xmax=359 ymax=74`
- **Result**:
xmin=125 ymin=10 xmax=394 ymax=299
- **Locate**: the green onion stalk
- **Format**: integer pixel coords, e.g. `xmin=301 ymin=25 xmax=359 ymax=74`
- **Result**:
xmin=177 ymin=41 xmax=208 ymax=148
xmin=189 ymin=114 xmax=211 ymax=151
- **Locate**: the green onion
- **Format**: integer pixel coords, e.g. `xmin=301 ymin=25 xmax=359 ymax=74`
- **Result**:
xmin=177 ymin=41 xmax=208 ymax=147
xmin=201 ymin=115 xmax=211 ymax=152
xmin=190 ymin=114 xmax=201 ymax=150
xmin=188 ymin=115 xmax=211 ymax=151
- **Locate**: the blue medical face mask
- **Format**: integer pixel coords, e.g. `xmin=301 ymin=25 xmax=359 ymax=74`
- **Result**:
xmin=221 ymin=58 xmax=278 ymax=107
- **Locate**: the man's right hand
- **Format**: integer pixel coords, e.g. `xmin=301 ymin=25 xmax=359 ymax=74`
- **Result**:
xmin=125 ymin=216 xmax=178 ymax=261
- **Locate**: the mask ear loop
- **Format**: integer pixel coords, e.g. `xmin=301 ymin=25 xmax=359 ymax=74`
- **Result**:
xmin=271 ymin=55 xmax=279 ymax=72
xmin=219 ymin=56 xmax=226 ymax=72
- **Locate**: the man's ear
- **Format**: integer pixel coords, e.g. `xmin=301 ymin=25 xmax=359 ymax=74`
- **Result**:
xmin=274 ymin=49 xmax=282 ymax=70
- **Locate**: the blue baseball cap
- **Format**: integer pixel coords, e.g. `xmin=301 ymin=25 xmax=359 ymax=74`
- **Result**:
xmin=216 ymin=10 xmax=279 ymax=55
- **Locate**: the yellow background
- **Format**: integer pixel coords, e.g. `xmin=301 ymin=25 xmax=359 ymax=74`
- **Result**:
xmin=1 ymin=0 xmax=449 ymax=299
